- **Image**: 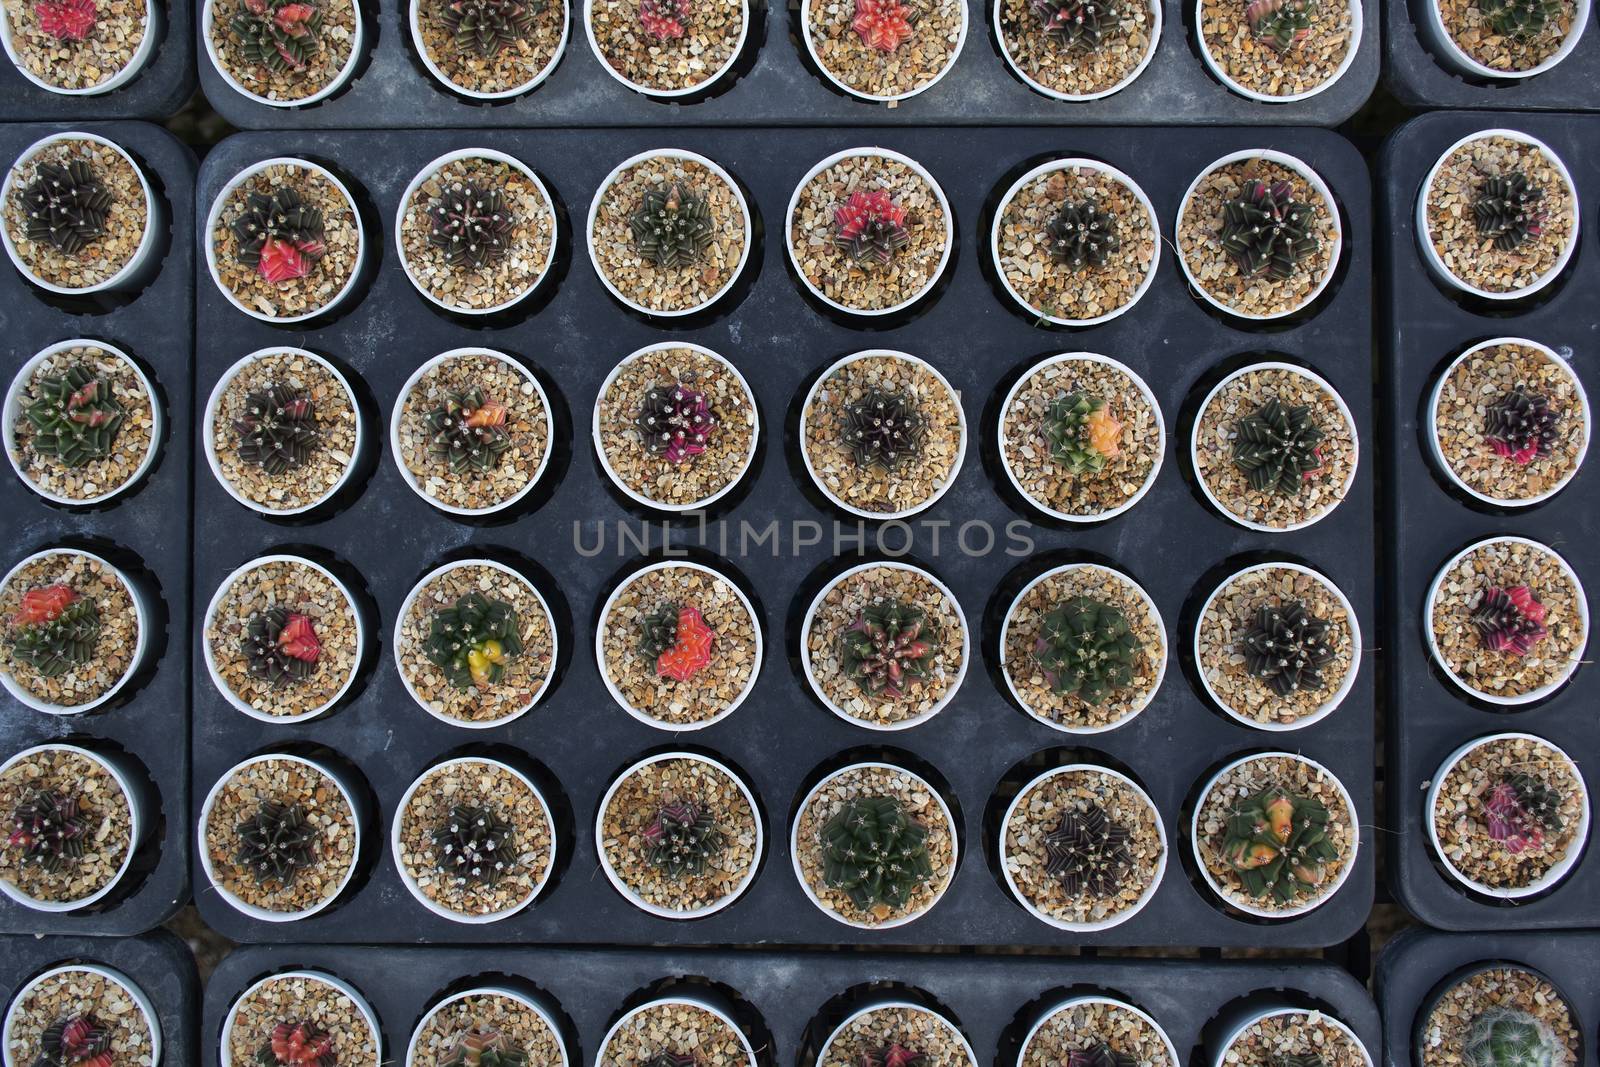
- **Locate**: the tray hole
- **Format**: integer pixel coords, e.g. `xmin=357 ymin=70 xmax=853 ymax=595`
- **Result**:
xmin=797 ymin=985 xmax=970 ymax=1067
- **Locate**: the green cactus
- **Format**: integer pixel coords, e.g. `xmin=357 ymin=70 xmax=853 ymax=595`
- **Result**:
xmin=1231 ymin=398 xmax=1325 ymax=497
xmin=1031 ymin=595 xmax=1142 ymax=705
xmin=1043 ymin=392 xmax=1123 ymax=475
xmin=838 ymin=599 xmax=939 ymax=700
xmin=423 ymin=591 xmax=523 ymax=691
xmin=1463 ymin=1009 xmax=1563 ymax=1067
xmin=820 ymin=795 xmax=933 ymax=912
xmin=7 ymin=592 xmax=99 ymax=679
xmin=1220 ymin=784 xmax=1339 ymax=903
xmin=1480 ymin=0 xmax=1563 ymax=39
xmin=23 ymin=365 xmax=126 ymax=469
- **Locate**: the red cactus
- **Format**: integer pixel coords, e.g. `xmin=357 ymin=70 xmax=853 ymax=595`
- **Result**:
xmin=266 ymin=1022 xmax=335 ymax=1067
xmin=1470 ymin=585 xmax=1548 ymax=657
xmin=34 ymin=0 xmax=97 ymax=40
xmin=851 ymin=0 xmax=914 ymax=50
xmin=656 ymin=604 xmax=714 ymax=681
xmin=256 ymin=236 xmax=319 ymax=283
xmin=638 ymin=0 xmax=688 ymax=38
xmin=276 ymin=613 xmax=321 ymax=664
xmin=832 ymin=188 xmax=910 ymax=265
xmin=11 ymin=584 xmax=79 ymax=628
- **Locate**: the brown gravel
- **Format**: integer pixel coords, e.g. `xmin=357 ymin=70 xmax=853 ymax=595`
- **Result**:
xmin=1021 ymin=1000 xmax=1174 ymax=1067
xmin=805 ymin=564 xmax=965 ymax=726
xmin=397 ymin=564 xmax=554 ymax=723
xmin=1194 ymin=754 xmax=1356 ymax=913
xmin=789 ymin=153 xmax=949 ymax=312
xmin=204 ymin=758 xmax=357 ymax=915
xmin=1423 ymin=136 xmax=1575 ymax=295
xmin=1431 ymin=734 xmax=1585 ymax=890
xmin=1420 ymin=968 xmax=1580 ymax=1067
xmin=589 ymin=0 xmax=744 ymax=92
xmin=3 ymin=0 xmax=146 ymax=89
xmin=1001 ymin=357 xmax=1161 ymax=518
xmin=1004 ymin=768 xmax=1163 ymax=925
xmin=396 ymin=352 xmax=550 ymax=512
xmin=225 ymin=975 xmax=377 ymax=1067
xmin=0 ymin=748 xmax=133 ymax=904
xmin=206 ymin=557 xmax=359 ymax=717
xmin=596 ymin=345 xmax=756 ymax=507
xmin=411 ymin=992 xmax=565 ymax=1067
xmin=210 ymin=351 xmax=357 ymax=512
xmin=805 ymin=0 xmax=963 ymax=99
xmin=208 ymin=0 xmax=357 ymax=101
xmin=819 ymin=1006 xmax=973 ymax=1067
xmin=996 ymin=165 xmax=1157 ymax=322
xmin=1178 ymin=159 xmax=1338 ymax=316
xmin=399 ymin=156 xmax=555 ymax=311
xmin=600 ymin=564 xmax=757 ymax=725
xmin=1199 ymin=0 xmax=1353 ymax=97
xmin=997 ymin=0 xmax=1155 ymax=96
xmin=1433 ymin=343 xmax=1587 ymax=502
xmin=802 ymin=353 xmax=963 ymax=516
xmin=9 ymin=344 xmax=156 ymax=503
xmin=591 ymin=156 xmax=746 ymax=313
xmin=396 ymin=759 xmax=553 ymax=917
xmin=1197 ymin=565 xmax=1356 ymax=726
xmin=795 ymin=763 xmax=956 ymax=925
xmin=416 ymin=0 xmax=565 ymax=93
xmin=600 ymin=1001 xmax=752 ymax=1067
xmin=1438 ymin=0 xmax=1575 ymax=71
xmin=211 ymin=162 xmax=361 ymax=319
xmin=1002 ymin=565 xmax=1165 ymax=730
xmin=1222 ymin=1012 xmax=1368 ymax=1067
xmin=1428 ymin=539 xmax=1584 ymax=700
xmin=599 ymin=756 xmax=758 ymax=914
xmin=1194 ymin=366 xmax=1356 ymax=529
xmin=0 ymin=551 xmax=138 ymax=708
xmin=4 ymin=137 xmax=147 ymax=289
xmin=8 ymin=968 xmax=154 ymax=1067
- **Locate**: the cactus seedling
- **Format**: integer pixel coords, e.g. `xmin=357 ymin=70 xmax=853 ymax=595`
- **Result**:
xmin=33 ymin=1016 xmax=111 ymax=1067
xmin=232 ymin=0 xmax=323 ymax=72
xmin=635 ymin=383 xmax=717 ymax=464
xmin=427 ymin=388 xmax=513 ymax=474
xmin=1066 ymin=1045 xmax=1136 ymax=1067
xmin=1473 ymin=174 xmax=1546 ymax=252
xmin=1031 ymin=596 xmax=1142 ymax=705
xmin=242 ymin=607 xmax=322 ymax=686
xmin=428 ymin=181 xmax=515 ymax=270
xmin=852 ymin=0 xmax=916 ymax=50
xmin=6 ymin=790 xmax=88 ymax=874
xmin=833 ymin=189 xmax=911 ymax=267
xmin=1220 ymin=784 xmax=1338 ymax=903
xmin=820 ymin=795 xmax=933 ymax=912
xmin=1044 ymin=200 xmax=1121 ymax=270
xmin=1232 ymin=399 xmax=1325 ymax=497
xmin=839 ymin=599 xmax=939 ymax=699
xmin=424 ymin=591 xmax=523 ymax=690
xmin=1043 ymin=802 xmax=1134 ymax=898
xmin=1482 ymin=772 xmax=1565 ymax=855
xmin=1480 ymin=0 xmax=1565 ymax=40
xmin=33 ymin=0 xmax=98 ymax=40
xmin=1245 ymin=0 xmax=1314 ymax=52
xmin=643 ymin=800 xmax=725 ymax=878
xmin=637 ymin=603 xmax=715 ymax=682
xmin=7 ymin=583 xmax=100 ymax=679
xmin=638 ymin=0 xmax=688 ymax=37
xmin=1483 ymin=386 xmax=1560 ymax=466
xmin=1241 ymin=599 xmax=1334 ymax=696
xmin=433 ymin=803 xmax=516 ymax=886
xmin=256 ymin=1023 xmax=335 ymax=1067
xmin=229 ymin=188 xmax=328 ymax=284
xmin=1218 ymin=179 xmax=1319 ymax=280
xmin=629 ymin=183 xmax=714 ymax=269
xmin=23 ymin=365 xmax=126 ymax=469
xmin=860 ymin=1047 xmax=926 ymax=1067
xmin=22 ymin=162 xmax=111 ymax=256
xmin=1030 ymin=0 xmax=1119 ymax=49
xmin=1470 ymin=585 xmax=1548 ymax=657
xmin=1463 ymin=1009 xmax=1564 ymax=1067
xmin=1043 ymin=392 xmax=1123 ymax=475
xmin=843 ymin=390 xmax=926 ymax=472
xmin=235 ymin=801 xmax=319 ymax=887
xmin=443 ymin=0 xmax=542 ymax=55
xmin=234 ymin=385 xmax=320 ymax=475
xmin=441 ymin=1029 xmax=527 ymax=1067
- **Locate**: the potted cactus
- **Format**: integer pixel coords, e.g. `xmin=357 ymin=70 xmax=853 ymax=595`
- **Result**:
xmin=0 ymin=547 xmax=148 ymax=715
xmin=406 ymin=987 xmax=569 ymax=1067
xmin=1416 ymin=965 xmax=1579 ymax=1067
xmin=1190 ymin=751 xmax=1359 ymax=917
xmin=390 ymin=348 xmax=554 ymax=517
xmin=1191 ymin=361 xmax=1358 ymax=531
xmin=2 ymin=963 xmax=160 ymax=1067
xmin=1424 ymin=536 xmax=1587 ymax=705
xmin=396 ymin=149 xmax=558 ymax=315
xmin=199 ymin=752 xmax=365 ymax=922
xmin=1211 ymin=1009 xmax=1373 ymax=1067
xmin=595 ymin=751 xmax=761 ymax=918
xmin=395 ymin=559 xmax=557 ymax=727
xmin=1426 ymin=732 xmax=1590 ymax=899
xmin=1421 ymin=0 xmax=1589 ymax=78
xmin=998 ymin=353 xmax=1165 ymax=522
xmin=1017 ymin=996 xmax=1179 ymax=1067
xmin=990 ymin=158 xmax=1160 ymax=327
xmin=596 ymin=994 xmax=756 ymax=1067
xmin=799 ymin=350 xmax=967 ymax=520
xmin=596 ymin=559 xmax=761 ymax=729
xmin=801 ymin=561 xmax=968 ymax=730
xmin=1176 ymin=150 xmax=1341 ymax=321
xmin=220 ymin=971 xmax=380 ymax=1067
xmin=203 ymin=0 xmax=365 ymax=106
xmin=2 ymin=132 xmax=159 ymax=296
xmin=1194 ymin=0 xmax=1361 ymax=102
xmin=814 ymin=1002 xmax=977 ymax=1067
xmin=4 ymin=340 xmax=161 ymax=507
xmin=999 ymin=562 xmax=1166 ymax=733
xmin=999 ymin=763 xmax=1167 ymax=931
xmin=1428 ymin=338 xmax=1590 ymax=508
xmin=592 ymin=342 xmax=760 ymax=512
xmin=785 ymin=147 xmax=954 ymax=318
xmin=0 ymin=743 xmax=145 ymax=912
xmin=800 ymin=0 xmax=967 ymax=102
xmin=586 ymin=148 xmax=751 ymax=317
xmin=1415 ymin=130 xmax=1579 ymax=302
xmin=410 ymin=0 xmax=568 ymax=99
xmin=391 ymin=755 xmax=557 ymax=922
xmin=583 ymin=0 xmax=749 ymax=97
xmin=790 ymin=760 xmax=958 ymax=928
xmin=1194 ymin=561 xmax=1360 ymax=730
xmin=994 ymin=0 xmax=1160 ymax=100
xmin=0 ymin=0 xmax=160 ymax=94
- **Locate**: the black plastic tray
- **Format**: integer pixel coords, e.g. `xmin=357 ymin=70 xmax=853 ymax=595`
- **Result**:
xmin=203 ymin=944 xmax=1381 ymax=1067
xmin=0 ymin=121 xmax=193 ymax=935
xmin=1375 ymin=928 xmax=1600 ymax=1067
xmin=191 ymin=126 xmax=1375 ymax=948
xmin=196 ymin=0 xmax=1379 ymax=129
xmin=1377 ymin=111 xmax=1598 ymax=930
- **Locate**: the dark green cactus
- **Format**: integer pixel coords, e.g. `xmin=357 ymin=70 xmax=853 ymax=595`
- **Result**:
xmin=234 ymin=385 xmax=320 ymax=475
xmin=1474 ymin=174 xmax=1547 ymax=252
xmin=1029 ymin=0 xmax=1121 ymax=49
xmin=843 ymin=390 xmax=926 ymax=472
xmin=426 ymin=388 xmax=513 ymax=475
xmin=230 ymin=0 xmax=324 ymax=74
xmin=7 ymin=592 xmax=99 ymax=679
xmin=1044 ymin=200 xmax=1121 ymax=270
xmin=441 ymin=0 xmax=543 ymax=56
xmin=423 ymin=591 xmax=523 ymax=690
xmin=432 ymin=803 xmax=516 ymax=886
xmin=23 ymin=365 xmax=126 ymax=469
xmin=838 ymin=599 xmax=939 ymax=700
xmin=1241 ymin=600 xmax=1334 ymax=696
xmin=629 ymin=182 xmax=714 ymax=269
xmin=1031 ymin=595 xmax=1142 ymax=705
xmin=21 ymin=162 xmax=110 ymax=255
xmin=1231 ymin=398 xmax=1325 ymax=496
xmin=234 ymin=800 xmax=319 ymax=887
xmin=642 ymin=800 xmax=725 ymax=878
xmin=1043 ymin=803 xmax=1133 ymax=898
xmin=1220 ymin=784 xmax=1338 ymax=903
xmin=820 ymin=795 xmax=933 ymax=912
xmin=1219 ymin=179 xmax=1319 ymax=281
xmin=1480 ymin=0 xmax=1564 ymax=39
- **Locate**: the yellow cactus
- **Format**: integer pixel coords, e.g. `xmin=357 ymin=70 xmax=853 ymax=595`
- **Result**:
xmin=1084 ymin=407 xmax=1123 ymax=459
xmin=466 ymin=639 xmax=506 ymax=688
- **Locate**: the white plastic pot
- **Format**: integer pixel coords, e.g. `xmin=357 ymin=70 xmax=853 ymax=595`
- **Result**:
xmin=1176 ymin=149 xmax=1342 ymax=321
xmin=596 ymin=751 xmax=763 ymax=918
xmin=202 ymin=552 xmax=367 ymax=723
xmin=996 ymin=352 xmax=1166 ymax=523
xmin=0 ymin=744 xmax=145 ymax=912
xmin=1414 ymin=129 xmax=1580 ymax=302
xmin=406 ymin=986 xmax=569 ymax=1067
xmin=816 ymin=1002 xmax=977 ymax=1067
xmin=1423 ymin=535 xmax=1588 ymax=706
xmin=598 ymin=995 xmax=756 ymax=1067
xmin=1195 ymin=0 xmax=1363 ymax=102
xmin=596 ymin=559 xmax=762 ymax=730
xmin=801 ymin=0 xmax=968 ymax=102
xmin=198 ymin=753 xmax=366 ymax=923
xmin=990 ymin=158 xmax=1161 ymax=327
xmin=3 ymin=963 xmax=161 ymax=1067
xmin=0 ymin=547 xmax=151 ymax=715
xmin=395 ymin=558 xmax=558 ymax=728
xmin=390 ymin=756 xmax=556 ymax=922
xmin=203 ymin=156 xmax=367 ymax=324
xmin=1193 ymin=561 xmax=1361 ymax=732
xmin=1420 ymin=0 xmax=1590 ymax=79
xmin=995 ymin=0 xmax=1160 ymax=100
xmin=999 ymin=766 xmax=1167 ymax=931
xmin=412 ymin=0 xmax=569 ymax=99
xmin=389 ymin=348 xmax=554 ymax=517
xmin=394 ymin=148 xmax=559 ymax=315
xmin=1016 ymin=996 xmax=1178 ymax=1067
xmin=0 ymin=0 xmax=162 ymax=95
xmin=584 ymin=0 xmax=748 ymax=97
xmin=1426 ymin=338 xmax=1590 ymax=508
xmin=1 ymin=132 xmax=161 ymax=296
xmin=4 ymin=340 xmax=162 ymax=507
xmin=1189 ymin=751 xmax=1360 ymax=919
xmin=799 ymin=350 xmax=969 ymax=520
xmin=790 ymin=760 xmax=959 ymax=929
xmin=586 ymin=148 xmax=753 ymax=318
xmin=1425 ymin=731 xmax=1591 ymax=899
xmin=1190 ymin=360 xmax=1359 ymax=533
xmin=219 ymin=970 xmax=380 ymax=1067
xmin=591 ymin=342 xmax=760 ymax=513
xmin=1210 ymin=1007 xmax=1373 ymax=1067
xmin=203 ymin=0 xmax=366 ymax=107
xmin=784 ymin=147 xmax=954 ymax=318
